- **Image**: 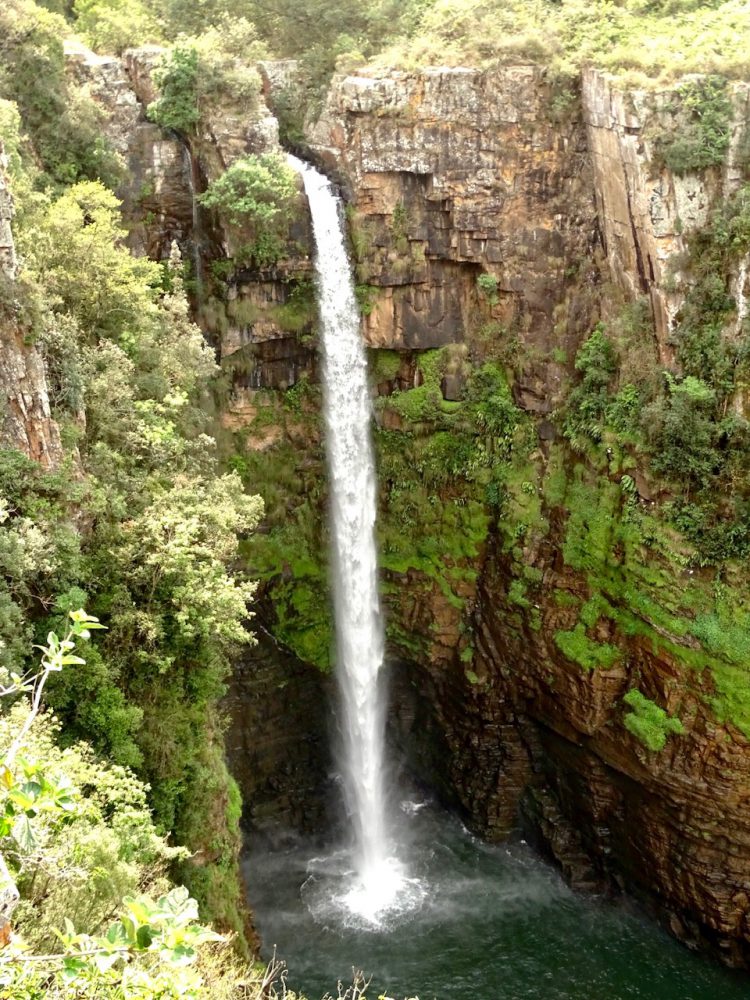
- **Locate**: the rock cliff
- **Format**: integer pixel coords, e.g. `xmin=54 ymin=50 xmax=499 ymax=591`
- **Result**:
xmin=0 ymin=143 xmax=63 ymax=468
xmin=253 ymin=63 xmax=750 ymax=966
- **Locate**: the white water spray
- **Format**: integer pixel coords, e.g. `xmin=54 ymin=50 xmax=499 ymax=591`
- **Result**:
xmin=287 ymin=155 xmax=412 ymax=923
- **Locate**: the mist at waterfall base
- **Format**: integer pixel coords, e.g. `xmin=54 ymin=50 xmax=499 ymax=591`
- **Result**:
xmin=244 ymin=800 xmax=749 ymax=1000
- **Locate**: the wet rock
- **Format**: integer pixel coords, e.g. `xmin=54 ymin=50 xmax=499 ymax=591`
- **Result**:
xmin=0 ymin=146 xmax=63 ymax=468
xmin=224 ymin=623 xmax=333 ymax=836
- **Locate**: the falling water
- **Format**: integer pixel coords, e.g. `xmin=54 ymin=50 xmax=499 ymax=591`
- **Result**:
xmin=734 ymin=254 xmax=749 ymax=339
xmin=287 ymin=155 xmax=412 ymax=923
xmin=183 ymin=145 xmax=205 ymax=304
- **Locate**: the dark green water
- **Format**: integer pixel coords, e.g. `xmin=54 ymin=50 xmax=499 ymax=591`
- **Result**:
xmin=245 ymin=801 xmax=750 ymax=1000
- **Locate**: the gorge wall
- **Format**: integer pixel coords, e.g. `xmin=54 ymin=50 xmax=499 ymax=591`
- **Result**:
xmin=0 ymin=143 xmax=63 ymax=468
xmin=261 ymin=64 xmax=750 ymax=966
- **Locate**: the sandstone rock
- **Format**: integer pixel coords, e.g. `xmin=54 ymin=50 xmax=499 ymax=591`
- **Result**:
xmin=224 ymin=623 xmax=333 ymax=836
xmin=299 ymin=65 xmax=598 ymax=393
xmin=582 ymin=69 xmax=750 ymax=364
xmin=0 ymin=147 xmax=63 ymax=468
xmin=65 ymin=40 xmax=141 ymax=155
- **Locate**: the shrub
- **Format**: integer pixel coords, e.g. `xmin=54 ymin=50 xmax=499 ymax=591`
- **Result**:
xmin=477 ymin=272 xmax=499 ymax=304
xmin=644 ymin=375 xmax=717 ymax=488
xmin=623 ymin=688 xmax=685 ymax=751
xmin=658 ymin=75 xmax=732 ymax=175
xmin=148 ymin=44 xmax=200 ymax=135
xmin=73 ymin=0 xmax=162 ymax=54
xmin=564 ymin=324 xmax=618 ymax=445
xmin=199 ymin=154 xmax=297 ymax=228
xmin=199 ymin=154 xmax=298 ymax=267
xmin=0 ymin=1 xmax=122 ymax=188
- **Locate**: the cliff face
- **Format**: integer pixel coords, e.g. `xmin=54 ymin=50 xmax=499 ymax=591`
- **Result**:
xmin=308 ymin=65 xmax=598 ymax=410
xmin=583 ymin=69 xmax=750 ymax=365
xmin=291 ymin=65 xmax=750 ymax=965
xmin=0 ymin=145 xmax=63 ymax=468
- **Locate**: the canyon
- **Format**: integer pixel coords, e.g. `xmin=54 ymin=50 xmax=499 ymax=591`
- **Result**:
xmin=3 ymin=42 xmax=750 ymax=970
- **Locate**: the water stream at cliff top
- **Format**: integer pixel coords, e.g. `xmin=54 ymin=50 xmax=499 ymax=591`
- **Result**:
xmin=287 ymin=155 xmax=422 ymax=924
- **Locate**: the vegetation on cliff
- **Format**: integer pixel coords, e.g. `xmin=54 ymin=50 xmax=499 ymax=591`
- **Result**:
xmin=60 ymin=0 xmax=750 ymax=91
xmin=0 ymin=2 xmax=272 ymax=988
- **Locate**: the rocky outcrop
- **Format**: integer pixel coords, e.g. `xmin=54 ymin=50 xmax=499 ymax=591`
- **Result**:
xmin=583 ymin=70 xmax=750 ymax=362
xmin=224 ymin=625 xmax=333 ymax=837
xmin=0 ymin=147 xmax=63 ymax=468
xmin=306 ymin=65 xmax=600 ymax=411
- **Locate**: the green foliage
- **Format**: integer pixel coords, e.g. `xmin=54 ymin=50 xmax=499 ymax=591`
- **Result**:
xmin=657 ymin=75 xmax=732 ymax=175
xmin=356 ymin=283 xmax=380 ymax=317
xmin=0 ymin=0 xmax=122 ymax=189
xmin=383 ymin=384 xmax=442 ymax=423
xmin=477 ymin=272 xmax=499 ymax=305
xmin=370 ymin=349 xmax=402 ymax=383
xmin=200 ymin=154 xmax=297 ymax=227
xmin=378 ymin=0 xmax=750 ymax=83
xmin=467 ymin=363 xmax=521 ymax=452
xmin=0 ymin=618 xmax=237 ymax=999
xmin=623 ymin=688 xmax=685 ymax=751
xmin=229 ymin=394 xmax=331 ymax=671
xmin=21 ymin=181 xmax=162 ymax=345
xmin=371 ymin=360 xmax=532 ymax=638
xmin=273 ymin=576 xmax=332 ymax=670
xmin=73 ymin=0 xmax=162 ymax=53
xmin=148 ymin=45 xmax=200 ymax=135
xmin=630 ymin=184 xmax=750 ymax=560
xmin=544 ymin=454 xmax=750 ymax=737
xmin=564 ymin=324 xmax=618 ymax=446
xmin=0 ymin=121 xmax=263 ymax=936
xmin=554 ymin=623 xmax=620 ymax=671
xmin=244 ymin=0 xmax=414 ymax=94
xmin=200 ymin=154 xmax=298 ymax=268
xmin=645 ymin=375 xmax=717 ymax=487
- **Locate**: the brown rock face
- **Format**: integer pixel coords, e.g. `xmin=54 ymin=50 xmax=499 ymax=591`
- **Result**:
xmin=583 ymin=70 xmax=750 ymax=363
xmin=224 ymin=624 xmax=333 ymax=837
xmin=389 ymin=527 xmax=750 ymax=964
xmin=306 ymin=65 xmax=599 ymax=409
xmin=281 ymin=65 xmax=750 ymax=967
xmin=0 ymin=148 xmax=63 ymax=468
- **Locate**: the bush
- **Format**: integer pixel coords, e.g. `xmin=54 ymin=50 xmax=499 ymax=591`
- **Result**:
xmin=658 ymin=75 xmax=732 ymax=175
xmin=0 ymin=1 xmax=122 ymax=188
xmin=73 ymin=0 xmax=162 ymax=53
xmin=148 ymin=44 xmax=200 ymax=135
xmin=477 ymin=272 xmax=499 ymax=304
xmin=623 ymin=688 xmax=685 ymax=751
xmin=199 ymin=154 xmax=298 ymax=266
xmin=564 ymin=324 xmax=618 ymax=445
xmin=199 ymin=154 xmax=297 ymax=228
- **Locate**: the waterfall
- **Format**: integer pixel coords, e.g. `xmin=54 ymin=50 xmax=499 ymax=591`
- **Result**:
xmin=734 ymin=254 xmax=749 ymax=340
xmin=183 ymin=145 xmax=205 ymax=304
xmin=287 ymin=155 xmax=407 ymax=921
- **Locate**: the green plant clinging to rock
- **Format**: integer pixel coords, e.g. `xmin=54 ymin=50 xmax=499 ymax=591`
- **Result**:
xmin=657 ymin=75 xmax=732 ymax=176
xmin=623 ymin=689 xmax=685 ymax=751
xmin=148 ymin=44 xmax=200 ymax=135
xmin=199 ymin=154 xmax=298 ymax=267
